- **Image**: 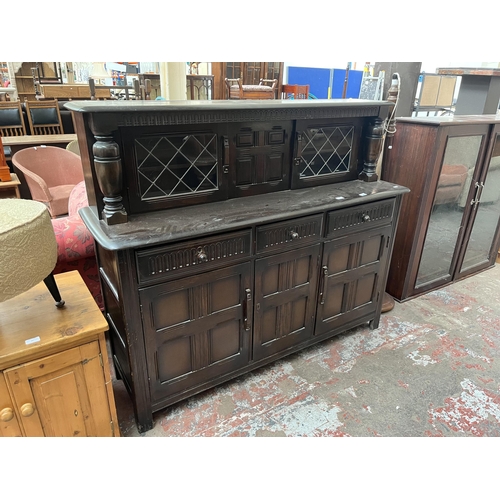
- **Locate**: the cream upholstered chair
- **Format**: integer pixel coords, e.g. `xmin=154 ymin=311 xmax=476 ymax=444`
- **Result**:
xmin=0 ymin=199 xmax=65 ymax=307
xmin=66 ymin=139 xmax=80 ymax=156
xmin=12 ymin=146 xmax=84 ymax=218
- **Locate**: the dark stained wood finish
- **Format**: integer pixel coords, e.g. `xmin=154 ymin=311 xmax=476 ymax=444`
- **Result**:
xmin=316 ymin=225 xmax=392 ymax=335
xmin=229 ymin=120 xmax=292 ymax=197
xmin=292 ymin=118 xmax=364 ymax=188
xmin=140 ymin=262 xmax=253 ymax=403
xmin=136 ymin=229 xmax=252 ymax=285
xmin=256 ymin=214 xmax=323 ymax=255
xmin=68 ymin=99 xmax=408 ymax=432
xmin=253 ymin=244 xmax=321 ymax=360
xmin=382 ymin=115 xmax=500 ymax=301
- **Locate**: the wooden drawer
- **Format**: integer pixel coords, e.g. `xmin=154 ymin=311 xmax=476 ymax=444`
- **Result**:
xmin=256 ymin=214 xmax=323 ymax=254
xmin=136 ymin=230 xmax=252 ymax=284
xmin=326 ymin=199 xmax=396 ymax=238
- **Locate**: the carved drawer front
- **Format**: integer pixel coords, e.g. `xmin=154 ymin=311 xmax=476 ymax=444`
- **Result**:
xmin=136 ymin=230 xmax=252 ymax=284
xmin=256 ymin=214 xmax=323 ymax=255
xmin=326 ymin=199 xmax=395 ymax=238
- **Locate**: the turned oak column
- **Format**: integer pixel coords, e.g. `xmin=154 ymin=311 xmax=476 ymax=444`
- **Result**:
xmin=89 ymin=118 xmax=127 ymax=225
xmin=359 ymin=117 xmax=385 ymax=182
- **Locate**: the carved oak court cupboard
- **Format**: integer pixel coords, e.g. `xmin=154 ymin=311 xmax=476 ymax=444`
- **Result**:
xmin=66 ymin=99 xmax=409 ymax=432
xmin=382 ymin=115 xmax=500 ymax=301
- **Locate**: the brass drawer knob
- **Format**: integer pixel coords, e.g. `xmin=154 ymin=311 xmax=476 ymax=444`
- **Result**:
xmin=0 ymin=407 xmax=14 ymax=422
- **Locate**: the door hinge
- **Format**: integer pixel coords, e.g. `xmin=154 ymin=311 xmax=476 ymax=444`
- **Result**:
xmin=111 ymin=420 xmax=115 ymax=436
xmin=99 ymin=352 xmax=104 ymax=368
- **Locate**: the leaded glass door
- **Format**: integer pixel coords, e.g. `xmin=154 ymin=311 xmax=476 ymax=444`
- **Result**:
xmin=121 ymin=124 xmax=229 ymax=212
xmin=292 ymin=119 xmax=363 ymax=189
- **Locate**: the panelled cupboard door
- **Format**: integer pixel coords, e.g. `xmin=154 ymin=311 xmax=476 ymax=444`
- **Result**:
xmin=315 ymin=225 xmax=392 ymax=336
xmin=228 ymin=121 xmax=292 ymax=197
xmin=5 ymin=342 xmax=115 ymax=437
xmin=253 ymin=244 xmax=321 ymax=361
xmin=140 ymin=262 xmax=253 ymax=402
xmin=0 ymin=374 xmax=22 ymax=437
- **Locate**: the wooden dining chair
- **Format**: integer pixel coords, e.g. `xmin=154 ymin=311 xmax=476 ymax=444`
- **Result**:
xmin=0 ymin=101 xmax=27 ymax=137
xmin=89 ymin=77 xmax=140 ymax=100
xmin=25 ymin=99 xmax=64 ymax=135
xmin=281 ymin=84 xmax=310 ymax=99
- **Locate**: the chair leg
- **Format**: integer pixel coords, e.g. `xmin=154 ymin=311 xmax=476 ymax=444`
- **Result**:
xmin=43 ymin=273 xmax=66 ymax=308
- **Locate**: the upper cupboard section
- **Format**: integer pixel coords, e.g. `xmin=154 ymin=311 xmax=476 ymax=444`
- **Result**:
xmin=119 ymin=117 xmax=365 ymax=213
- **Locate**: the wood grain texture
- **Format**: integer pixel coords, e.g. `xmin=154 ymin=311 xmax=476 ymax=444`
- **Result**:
xmin=0 ymin=271 xmax=119 ymax=436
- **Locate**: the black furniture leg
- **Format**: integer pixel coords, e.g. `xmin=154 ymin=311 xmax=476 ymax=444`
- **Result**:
xmin=43 ymin=273 xmax=66 ymax=308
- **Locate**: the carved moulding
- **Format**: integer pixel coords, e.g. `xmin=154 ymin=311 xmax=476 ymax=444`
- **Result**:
xmin=114 ymin=106 xmax=382 ymax=127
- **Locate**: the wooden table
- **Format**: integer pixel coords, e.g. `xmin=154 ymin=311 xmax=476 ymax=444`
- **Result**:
xmin=437 ymin=67 xmax=500 ymax=115
xmin=0 ymin=173 xmax=21 ymax=199
xmin=2 ymin=133 xmax=77 ymax=157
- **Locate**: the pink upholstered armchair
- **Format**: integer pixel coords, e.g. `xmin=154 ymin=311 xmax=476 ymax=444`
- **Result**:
xmin=51 ymin=181 xmax=103 ymax=310
xmin=12 ymin=146 xmax=84 ymax=218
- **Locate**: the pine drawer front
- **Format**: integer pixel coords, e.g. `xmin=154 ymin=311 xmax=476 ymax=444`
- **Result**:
xmin=256 ymin=214 xmax=323 ymax=255
xmin=326 ymin=199 xmax=396 ymax=238
xmin=136 ymin=230 xmax=252 ymax=284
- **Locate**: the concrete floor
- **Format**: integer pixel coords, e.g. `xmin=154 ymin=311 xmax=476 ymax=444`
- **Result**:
xmin=113 ymin=264 xmax=500 ymax=437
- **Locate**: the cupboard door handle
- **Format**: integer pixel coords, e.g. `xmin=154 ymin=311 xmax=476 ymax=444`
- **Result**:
xmin=476 ymin=181 xmax=484 ymax=203
xmin=20 ymin=403 xmax=35 ymax=417
xmin=0 ymin=407 xmax=14 ymax=422
xmin=290 ymin=230 xmax=299 ymax=240
xmin=320 ymin=266 xmax=328 ymax=305
xmin=243 ymin=288 xmax=252 ymax=331
xmin=471 ymin=181 xmax=485 ymax=206
xmin=223 ymin=137 xmax=229 ymax=174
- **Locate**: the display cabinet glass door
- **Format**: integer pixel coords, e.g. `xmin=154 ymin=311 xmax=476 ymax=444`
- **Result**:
xmin=457 ymin=128 xmax=500 ymax=278
xmin=415 ymin=130 xmax=488 ymax=291
xmin=121 ymin=125 xmax=228 ymax=212
xmin=292 ymin=119 xmax=363 ymax=189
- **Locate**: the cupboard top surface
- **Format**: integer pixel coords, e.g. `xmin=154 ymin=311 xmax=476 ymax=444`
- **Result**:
xmin=394 ymin=114 xmax=500 ymax=126
xmin=65 ymin=98 xmax=393 ymax=114
xmin=0 ymin=271 xmax=108 ymax=369
xmin=79 ymin=180 xmax=409 ymax=251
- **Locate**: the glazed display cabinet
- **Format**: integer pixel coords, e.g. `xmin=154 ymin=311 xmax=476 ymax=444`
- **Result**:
xmin=66 ymin=99 xmax=409 ymax=432
xmin=382 ymin=114 xmax=500 ymax=301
